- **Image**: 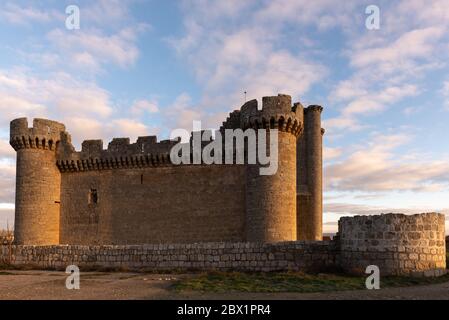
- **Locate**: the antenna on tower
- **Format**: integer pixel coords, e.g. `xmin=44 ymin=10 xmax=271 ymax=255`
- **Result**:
xmin=244 ymin=91 xmax=247 ymax=102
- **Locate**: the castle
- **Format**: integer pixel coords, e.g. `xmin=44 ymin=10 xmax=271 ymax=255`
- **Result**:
xmin=6 ymin=93 xmax=447 ymax=276
xmin=9 ymin=94 xmax=324 ymax=246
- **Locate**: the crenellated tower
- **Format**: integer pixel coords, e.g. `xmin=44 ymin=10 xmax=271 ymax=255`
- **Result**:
xmin=297 ymin=105 xmax=324 ymax=240
xmin=241 ymin=94 xmax=303 ymax=242
xmin=10 ymin=118 xmax=67 ymax=245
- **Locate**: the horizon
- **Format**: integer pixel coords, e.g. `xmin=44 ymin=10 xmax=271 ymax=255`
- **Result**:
xmin=1 ymin=1 xmax=449 ymax=235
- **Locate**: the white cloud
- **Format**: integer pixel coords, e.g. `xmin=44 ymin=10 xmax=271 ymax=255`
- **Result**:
xmin=47 ymin=26 xmax=146 ymax=70
xmin=170 ymin=0 xmax=329 ymax=128
xmin=325 ymin=133 xmax=449 ymax=192
xmin=0 ymin=140 xmax=14 ymax=159
xmin=350 ymin=27 xmax=444 ymax=73
xmin=0 ymin=68 xmax=162 ymax=149
xmin=325 ymin=202 xmax=449 ymax=218
xmin=64 ymin=117 xmax=158 ymax=149
xmin=0 ymin=3 xmax=63 ymax=25
xmin=0 ymin=70 xmax=113 ymax=126
xmin=0 ymin=161 xmax=15 ymax=204
xmin=323 ymin=147 xmax=342 ymax=161
xmin=131 ymin=99 xmax=159 ymax=116
xmin=162 ymin=93 xmax=202 ymax=131
xmin=0 ymin=208 xmax=14 ymax=231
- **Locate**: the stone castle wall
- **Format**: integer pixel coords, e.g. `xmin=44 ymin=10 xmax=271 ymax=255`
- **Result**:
xmin=60 ymin=165 xmax=247 ymax=244
xmin=339 ymin=213 xmax=446 ymax=276
xmin=0 ymin=241 xmax=336 ymax=272
xmin=1 ymin=213 xmax=445 ymax=276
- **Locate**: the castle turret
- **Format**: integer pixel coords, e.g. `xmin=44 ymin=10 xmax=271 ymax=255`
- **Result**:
xmin=297 ymin=105 xmax=324 ymax=240
xmin=243 ymin=94 xmax=303 ymax=242
xmin=10 ymin=118 xmax=66 ymax=245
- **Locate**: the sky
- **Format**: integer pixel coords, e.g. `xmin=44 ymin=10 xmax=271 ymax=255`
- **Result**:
xmin=0 ymin=0 xmax=448 ymax=234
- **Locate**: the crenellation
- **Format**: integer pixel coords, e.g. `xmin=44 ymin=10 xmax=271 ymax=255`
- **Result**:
xmin=81 ymin=140 xmax=103 ymax=155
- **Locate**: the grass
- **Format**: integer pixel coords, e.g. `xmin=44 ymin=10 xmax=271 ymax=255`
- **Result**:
xmin=173 ymin=271 xmax=449 ymax=293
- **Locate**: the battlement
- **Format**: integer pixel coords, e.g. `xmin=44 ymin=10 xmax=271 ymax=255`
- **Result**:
xmin=56 ymin=134 xmax=180 ymax=172
xmin=304 ymin=105 xmax=323 ymax=113
xmin=10 ymin=118 xmax=67 ymax=151
xmin=221 ymin=94 xmax=304 ymax=136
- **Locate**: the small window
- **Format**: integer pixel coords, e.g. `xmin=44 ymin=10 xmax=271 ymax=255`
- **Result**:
xmin=89 ymin=189 xmax=98 ymax=204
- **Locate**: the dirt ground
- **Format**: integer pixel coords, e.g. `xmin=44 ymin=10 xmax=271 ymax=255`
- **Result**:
xmin=1 ymin=270 xmax=449 ymax=300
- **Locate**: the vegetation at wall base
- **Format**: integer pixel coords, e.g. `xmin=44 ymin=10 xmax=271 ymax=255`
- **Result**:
xmin=173 ymin=271 xmax=449 ymax=293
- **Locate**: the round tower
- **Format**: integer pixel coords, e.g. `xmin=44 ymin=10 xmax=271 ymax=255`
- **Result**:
xmin=297 ymin=105 xmax=323 ymax=240
xmin=10 ymin=118 xmax=66 ymax=245
xmin=244 ymin=94 xmax=303 ymax=242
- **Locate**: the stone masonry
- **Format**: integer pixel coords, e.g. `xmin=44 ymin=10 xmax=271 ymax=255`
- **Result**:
xmin=0 ymin=213 xmax=445 ymax=276
xmin=339 ymin=213 xmax=446 ymax=276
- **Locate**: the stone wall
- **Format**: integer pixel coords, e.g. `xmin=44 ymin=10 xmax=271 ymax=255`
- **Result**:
xmin=0 ymin=241 xmax=337 ymax=272
xmin=339 ymin=213 xmax=446 ymax=276
xmin=60 ymin=165 xmax=247 ymax=245
xmin=2 ymin=213 xmax=445 ymax=276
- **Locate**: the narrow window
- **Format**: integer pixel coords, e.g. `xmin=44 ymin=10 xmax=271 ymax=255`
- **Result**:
xmin=141 ymin=174 xmax=144 ymax=185
xmin=89 ymin=189 xmax=98 ymax=204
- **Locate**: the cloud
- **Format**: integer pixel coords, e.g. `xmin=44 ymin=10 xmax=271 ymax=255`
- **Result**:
xmin=254 ymin=0 xmax=358 ymax=31
xmin=64 ymin=117 xmax=158 ymax=148
xmin=323 ymin=202 xmax=449 ymax=233
xmin=169 ymin=0 xmax=329 ymax=128
xmin=131 ymin=99 xmax=159 ymax=116
xmin=0 ymin=140 xmax=14 ymax=159
xmin=161 ymin=93 xmax=202 ymax=131
xmin=47 ymin=26 xmax=147 ymax=70
xmin=325 ymin=202 xmax=449 ymax=218
xmin=323 ymin=147 xmax=342 ymax=161
xmin=0 ymin=68 xmax=162 ymax=149
xmin=350 ymin=27 xmax=444 ymax=73
xmin=325 ymin=133 xmax=449 ymax=192
xmin=0 ymin=69 xmax=113 ymax=127
xmin=0 ymin=3 xmax=63 ymax=25
xmin=0 ymin=161 xmax=15 ymax=204
xmin=0 ymin=208 xmax=14 ymax=230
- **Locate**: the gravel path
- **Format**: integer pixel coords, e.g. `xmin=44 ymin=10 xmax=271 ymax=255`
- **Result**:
xmin=1 ymin=270 xmax=448 ymax=300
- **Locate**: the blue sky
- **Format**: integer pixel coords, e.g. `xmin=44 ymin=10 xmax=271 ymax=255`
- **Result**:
xmin=0 ymin=0 xmax=449 ymax=233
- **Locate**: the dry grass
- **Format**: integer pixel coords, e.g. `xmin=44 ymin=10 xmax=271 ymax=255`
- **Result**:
xmin=173 ymin=271 xmax=449 ymax=293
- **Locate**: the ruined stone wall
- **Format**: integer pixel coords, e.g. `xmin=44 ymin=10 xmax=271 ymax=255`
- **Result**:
xmin=60 ymin=165 xmax=247 ymax=245
xmin=339 ymin=213 xmax=446 ymax=276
